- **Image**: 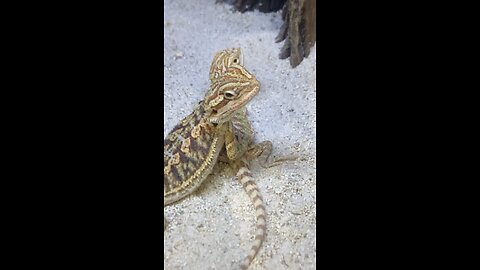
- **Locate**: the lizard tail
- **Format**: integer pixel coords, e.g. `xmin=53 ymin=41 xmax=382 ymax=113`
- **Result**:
xmin=236 ymin=167 xmax=267 ymax=270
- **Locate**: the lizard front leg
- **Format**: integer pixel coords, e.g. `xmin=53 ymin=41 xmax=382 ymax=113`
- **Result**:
xmin=224 ymin=108 xmax=254 ymax=162
xmin=228 ymin=108 xmax=297 ymax=167
xmin=245 ymin=140 xmax=298 ymax=168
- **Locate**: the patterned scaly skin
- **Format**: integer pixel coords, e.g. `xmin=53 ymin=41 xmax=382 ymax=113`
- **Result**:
xmin=210 ymin=48 xmax=255 ymax=160
xmin=165 ymin=48 xmax=284 ymax=270
xmin=164 ymin=52 xmax=260 ymax=230
xmin=209 ymin=48 xmax=271 ymax=270
xmin=209 ymin=48 xmax=280 ymax=168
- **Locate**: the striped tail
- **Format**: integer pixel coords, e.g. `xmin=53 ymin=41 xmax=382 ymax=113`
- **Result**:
xmin=236 ymin=167 xmax=267 ymax=270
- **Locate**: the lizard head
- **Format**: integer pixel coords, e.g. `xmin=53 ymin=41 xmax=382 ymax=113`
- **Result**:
xmin=204 ymin=63 xmax=260 ymax=124
xmin=209 ymin=48 xmax=244 ymax=83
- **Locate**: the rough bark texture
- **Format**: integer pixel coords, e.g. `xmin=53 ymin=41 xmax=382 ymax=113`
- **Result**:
xmin=275 ymin=0 xmax=316 ymax=68
xmin=219 ymin=0 xmax=316 ymax=68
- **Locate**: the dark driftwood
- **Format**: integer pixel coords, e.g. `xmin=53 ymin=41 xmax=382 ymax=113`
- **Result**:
xmin=275 ymin=0 xmax=316 ymax=68
xmin=219 ymin=0 xmax=286 ymax=13
xmin=219 ymin=0 xmax=316 ymax=68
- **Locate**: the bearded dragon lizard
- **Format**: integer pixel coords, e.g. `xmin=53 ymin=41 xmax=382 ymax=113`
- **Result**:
xmin=165 ymin=48 xmax=288 ymax=269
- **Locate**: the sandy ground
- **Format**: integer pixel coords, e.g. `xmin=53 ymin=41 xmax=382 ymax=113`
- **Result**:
xmin=164 ymin=1 xmax=316 ymax=269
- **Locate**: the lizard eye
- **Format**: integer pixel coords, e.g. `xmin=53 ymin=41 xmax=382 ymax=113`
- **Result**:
xmin=233 ymin=58 xmax=239 ymax=64
xmin=224 ymin=91 xmax=237 ymax=100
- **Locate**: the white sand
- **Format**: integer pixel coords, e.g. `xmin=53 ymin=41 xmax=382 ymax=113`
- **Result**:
xmin=164 ymin=1 xmax=316 ymax=269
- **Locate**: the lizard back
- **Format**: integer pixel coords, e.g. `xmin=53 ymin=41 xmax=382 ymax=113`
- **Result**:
xmin=164 ymin=104 xmax=226 ymax=205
